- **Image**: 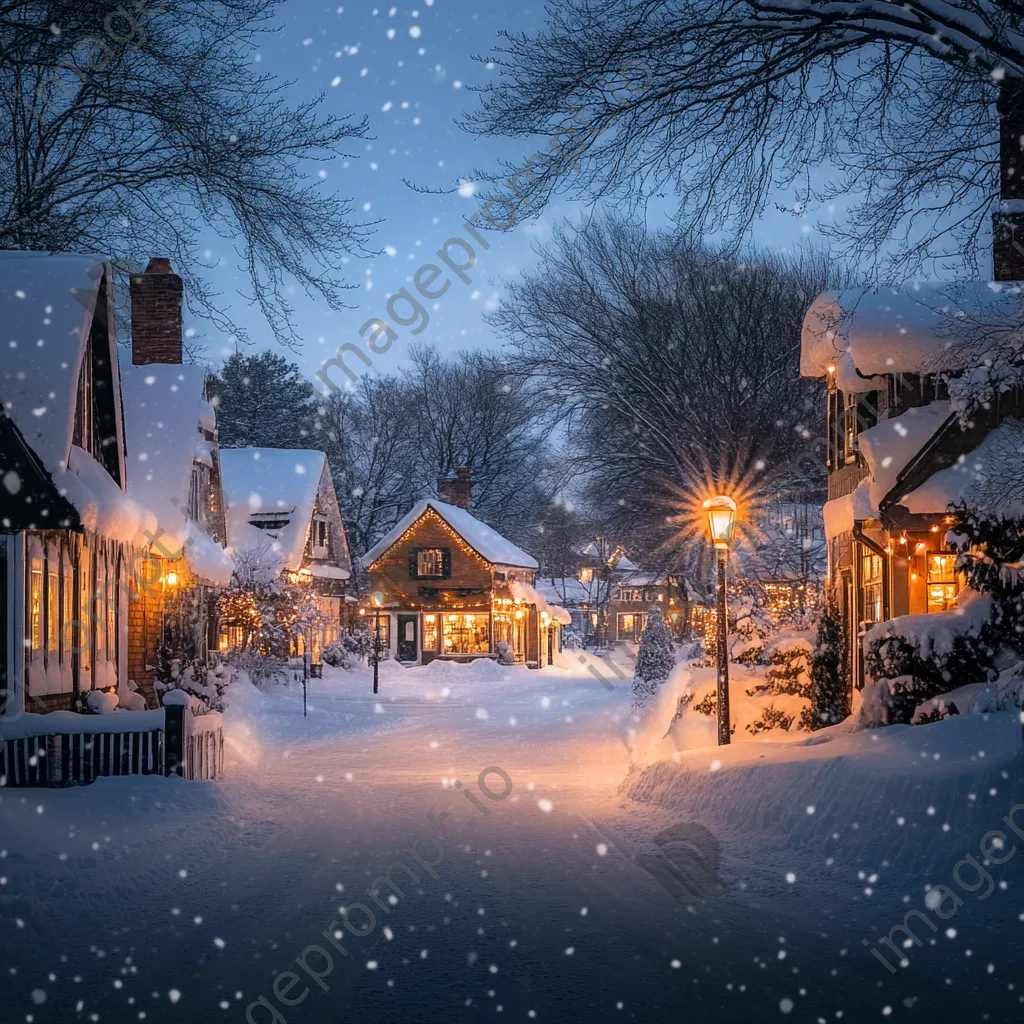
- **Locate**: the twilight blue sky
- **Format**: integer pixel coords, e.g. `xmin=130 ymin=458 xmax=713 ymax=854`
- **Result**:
xmin=192 ymin=0 xmax=826 ymax=381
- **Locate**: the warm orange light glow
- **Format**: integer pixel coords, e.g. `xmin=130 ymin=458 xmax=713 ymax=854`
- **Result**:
xmin=164 ymin=571 xmax=178 ymax=587
xmin=930 ymin=525 xmax=939 ymax=533
xmin=359 ymin=607 xmax=366 ymax=616
xmin=703 ymin=494 xmax=738 ymax=549
xmin=827 ymin=364 xmax=836 ymax=373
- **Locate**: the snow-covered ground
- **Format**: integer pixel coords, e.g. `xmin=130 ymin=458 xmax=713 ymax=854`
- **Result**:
xmin=2 ymin=655 xmax=1022 ymax=1023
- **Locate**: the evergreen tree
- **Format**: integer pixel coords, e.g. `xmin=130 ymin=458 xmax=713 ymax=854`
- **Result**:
xmin=632 ymin=609 xmax=675 ymax=707
xmin=207 ymin=352 xmax=317 ymax=449
xmin=807 ymin=595 xmax=848 ymax=729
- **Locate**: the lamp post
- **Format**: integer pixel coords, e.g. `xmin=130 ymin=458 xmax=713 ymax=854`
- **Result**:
xmin=703 ymin=495 xmax=737 ymax=746
xmin=372 ymin=591 xmax=384 ymax=695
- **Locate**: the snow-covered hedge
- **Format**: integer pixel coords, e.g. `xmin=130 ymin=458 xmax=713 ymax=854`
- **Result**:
xmin=862 ymin=591 xmax=997 ymax=726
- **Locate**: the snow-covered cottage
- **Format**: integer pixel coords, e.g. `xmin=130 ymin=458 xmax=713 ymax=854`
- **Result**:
xmin=219 ymin=447 xmax=352 ymax=661
xmin=0 ymin=253 xmax=150 ymax=713
xmin=121 ymin=259 xmax=234 ymax=705
xmin=537 ymin=561 xmax=706 ymax=644
xmin=801 ymin=282 xmax=1024 ymax=690
xmin=361 ymin=471 xmax=570 ymax=667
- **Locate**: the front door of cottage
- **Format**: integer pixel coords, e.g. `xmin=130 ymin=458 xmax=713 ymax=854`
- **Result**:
xmin=397 ymin=614 xmax=418 ymax=663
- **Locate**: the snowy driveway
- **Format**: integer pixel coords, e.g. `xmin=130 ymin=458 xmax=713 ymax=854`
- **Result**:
xmin=2 ymin=657 xmax=1023 ymax=1024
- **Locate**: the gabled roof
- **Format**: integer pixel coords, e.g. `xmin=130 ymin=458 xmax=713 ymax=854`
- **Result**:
xmin=362 ymin=499 xmax=538 ymax=569
xmin=0 ymin=252 xmax=120 ymax=479
xmin=0 ymin=252 xmax=148 ymax=541
xmin=220 ymin=447 xmax=349 ymax=575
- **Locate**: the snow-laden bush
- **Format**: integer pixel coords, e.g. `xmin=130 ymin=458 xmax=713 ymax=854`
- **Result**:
xmin=495 ymin=640 xmax=516 ymax=666
xmin=807 ymin=596 xmax=848 ymax=729
xmin=84 ymin=689 xmax=118 ymax=714
xmin=229 ymin=650 xmax=290 ymax=691
xmin=745 ymin=634 xmax=812 ymax=735
xmin=861 ymin=503 xmax=1024 ymax=727
xmin=632 ymin=609 xmax=675 ymax=707
xmin=118 ymin=680 xmax=147 ymax=711
xmin=323 ymin=625 xmax=379 ymax=669
xmin=155 ymin=658 xmax=234 ymax=713
xmin=863 ymin=591 xmax=997 ymax=725
xmin=560 ymin=624 xmax=585 ymax=650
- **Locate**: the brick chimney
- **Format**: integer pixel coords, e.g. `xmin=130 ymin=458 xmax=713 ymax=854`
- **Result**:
xmin=437 ymin=467 xmax=472 ymax=511
xmin=130 ymin=257 xmax=183 ymax=364
xmin=992 ymin=79 xmax=1024 ymax=282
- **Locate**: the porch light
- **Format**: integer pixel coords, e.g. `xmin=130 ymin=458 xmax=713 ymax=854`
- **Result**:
xmin=702 ymin=495 xmax=737 ymax=551
xmin=359 ymin=607 xmax=366 ymax=616
xmin=164 ymin=571 xmax=178 ymax=587
xmin=515 ymin=610 xmax=524 ymax=620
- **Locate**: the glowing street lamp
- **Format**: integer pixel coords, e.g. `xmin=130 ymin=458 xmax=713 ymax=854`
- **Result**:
xmin=703 ymin=495 xmax=737 ymax=745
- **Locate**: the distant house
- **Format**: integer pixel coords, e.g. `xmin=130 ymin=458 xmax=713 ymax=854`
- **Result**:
xmin=537 ymin=546 xmax=706 ymax=645
xmin=219 ymin=447 xmax=352 ymax=661
xmin=801 ymin=283 xmax=1024 ymax=690
xmin=0 ymin=253 xmax=145 ymax=713
xmin=121 ymin=259 xmax=234 ymax=705
xmin=361 ymin=469 xmax=569 ymax=667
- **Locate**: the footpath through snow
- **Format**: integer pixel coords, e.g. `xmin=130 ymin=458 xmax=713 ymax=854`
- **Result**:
xmin=1 ymin=655 xmax=1022 ymax=1023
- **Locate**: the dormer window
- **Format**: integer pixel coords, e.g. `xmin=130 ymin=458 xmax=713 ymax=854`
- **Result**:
xmin=250 ymin=517 xmax=291 ymax=531
xmin=312 ymin=516 xmax=329 ymax=555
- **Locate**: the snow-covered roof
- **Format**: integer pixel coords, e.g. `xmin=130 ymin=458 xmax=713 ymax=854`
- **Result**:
xmin=858 ymin=400 xmax=953 ymax=510
xmin=220 ymin=448 xmax=343 ymax=574
xmin=534 ymin=576 xmax=592 ymax=606
xmin=901 ymin=417 xmax=1024 ymax=517
xmin=120 ymin=363 xmax=234 ymax=585
xmin=801 ymin=283 xmax=1024 ymax=386
xmin=121 ymin=364 xmax=209 ymax=549
xmin=58 ymin=444 xmax=154 ymax=544
xmin=362 ymin=499 xmax=539 ymax=569
xmin=510 ymin=580 xmax=571 ymax=625
xmin=613 ymin=553 xmax=639 ymax=571
xmin=0 ymin=252 xmax=120 ymax=477
xmin=823 ymin=480 xmax=877 ymax=543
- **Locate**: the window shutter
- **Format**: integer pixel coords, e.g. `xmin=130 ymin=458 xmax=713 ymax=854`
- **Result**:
xmin=441 ymin=549 xmax=452 ymax=579
xmin=408 ymin=549 xmax=419 ymax=578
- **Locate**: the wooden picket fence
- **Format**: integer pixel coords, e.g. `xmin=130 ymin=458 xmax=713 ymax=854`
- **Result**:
xmin=0 ymin=705 xmax=224 ymax=788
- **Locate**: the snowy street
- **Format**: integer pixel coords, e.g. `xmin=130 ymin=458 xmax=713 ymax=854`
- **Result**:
xmin=2 ymin=656 xmax=1023 ymax=1024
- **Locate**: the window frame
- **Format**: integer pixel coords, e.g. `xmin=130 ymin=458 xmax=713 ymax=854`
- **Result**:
xmin=412 ymin=547 xmax=448 ymax=579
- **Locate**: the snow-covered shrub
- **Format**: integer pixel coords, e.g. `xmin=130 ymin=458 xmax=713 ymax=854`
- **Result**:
xmin=744 ymin=633 xmax=812 ymax=735
xmin=864 ymin=592 xmax=998 ymax=725
xmin=227 ymin=649 xmax=290 ymax=692
xmin=632 ymin=609 xmax=675 ymax=707
xmin=746 ymin=704 xmax=795 ymax=735
xmin=560 ymin=624 xmax=585 ymax=650
xmin=729 ymin=593 xmax=773 ymax=665
xmin=322 ymin=641 xmax=353 ymax=669
xmin=323 ymin=625 xmax=380 ymax=669
xmin=155 ymin=658 xmax=233 ymax=713
xmin=118 ymin=680 xmax=147 ymax=711
xmin=495 ymin=640 xmax=516 ymax=666
xmin=218 ymin=546 xmax=321 ymax=656
xmin=807 ymin=596 xmax=849 ymax=729
xmin=84 ymin=689 xmax=118 ymax=715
